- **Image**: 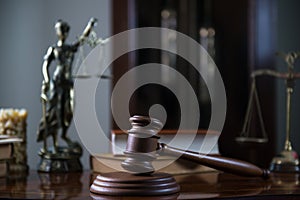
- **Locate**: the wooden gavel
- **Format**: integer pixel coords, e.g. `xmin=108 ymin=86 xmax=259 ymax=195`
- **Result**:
xmin=121 ymin=115 xmax=270 ymax=179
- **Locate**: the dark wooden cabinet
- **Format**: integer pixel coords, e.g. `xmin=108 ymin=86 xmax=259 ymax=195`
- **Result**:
xmin=111 ymin=0 xmax=277 ymax=168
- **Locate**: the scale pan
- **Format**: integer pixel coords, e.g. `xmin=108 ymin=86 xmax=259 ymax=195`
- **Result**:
xmin=73 ymin=74 xmax=112 ymax=79
xmin=235 ymin=137 xmax=268 ymax=143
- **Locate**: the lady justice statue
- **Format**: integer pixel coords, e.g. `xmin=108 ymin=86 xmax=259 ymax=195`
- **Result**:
xmin=37 ymin=18 xmax=97 ymax=172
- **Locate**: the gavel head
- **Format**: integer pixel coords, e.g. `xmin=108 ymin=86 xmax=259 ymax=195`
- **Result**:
xmin=121 ymin=115 xmax=163 ymax=174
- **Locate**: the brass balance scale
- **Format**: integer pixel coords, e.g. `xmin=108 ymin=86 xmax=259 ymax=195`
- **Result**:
xmin=72 ymin=30 xmax=111 ymax=80
xmin=236 ymin=51 xmax=300 ymax=172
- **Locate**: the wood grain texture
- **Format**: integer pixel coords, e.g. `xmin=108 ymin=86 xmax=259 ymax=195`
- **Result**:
xmin=0 ymin=170 xmax=299 ymax=199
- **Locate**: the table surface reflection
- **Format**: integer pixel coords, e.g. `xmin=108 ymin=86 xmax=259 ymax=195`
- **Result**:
xmin=0 ymin=170 xmax=300 ymax=199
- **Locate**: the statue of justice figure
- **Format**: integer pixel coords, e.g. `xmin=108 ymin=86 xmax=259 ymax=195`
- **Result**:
xmin=37 ymin=18 xmax=97 ymax=172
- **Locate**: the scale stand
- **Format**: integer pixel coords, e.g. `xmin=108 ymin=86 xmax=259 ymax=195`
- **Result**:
xmin=237 ymin=51 xmax=300 ymax=172
xmin=270 ymin=52 xmax=300 ymax=172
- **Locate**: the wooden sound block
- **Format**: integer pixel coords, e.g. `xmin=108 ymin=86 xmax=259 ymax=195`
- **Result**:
xmin=90 ymin=172 xmax=180 ymax=196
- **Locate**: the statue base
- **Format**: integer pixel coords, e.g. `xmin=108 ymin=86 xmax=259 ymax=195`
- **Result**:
xmin=38 ymin=145 xmax=82 ymax=173
xmin=269 ymin=150 xmax=300 ymax=173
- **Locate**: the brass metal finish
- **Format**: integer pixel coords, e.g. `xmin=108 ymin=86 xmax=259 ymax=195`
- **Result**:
xmin=37 ymin=18 xmax=97 ymax=172
xmin=269 ymin=52 xmax=300 ymax=173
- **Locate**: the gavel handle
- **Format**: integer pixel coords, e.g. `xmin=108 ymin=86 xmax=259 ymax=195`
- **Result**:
xmin=158 ymin=143 xmax=270 ymax=179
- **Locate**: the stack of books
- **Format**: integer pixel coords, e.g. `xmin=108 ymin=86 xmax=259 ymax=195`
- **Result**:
xmin=110 ymin=129 xmax=220 ymax=155
xmin=90 ymin=153 xmax=216 ymax=175
xmin=90 ymin=129 xmax=220 ymax=175
xmin=0 ymin=108 xmax=28 ymax=174
xmin=0 ymin=136 xmax=22 ymax=177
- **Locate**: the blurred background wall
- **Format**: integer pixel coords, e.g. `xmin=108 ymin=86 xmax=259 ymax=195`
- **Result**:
xmin=0 ymin=0 xmax=112 ymax=170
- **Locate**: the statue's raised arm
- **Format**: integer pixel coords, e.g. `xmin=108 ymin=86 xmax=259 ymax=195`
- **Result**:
xmin=74 ymin=17 xmax=98 ymax=47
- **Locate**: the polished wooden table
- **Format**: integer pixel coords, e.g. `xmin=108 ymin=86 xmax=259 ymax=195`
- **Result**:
xmin=0 ymin=170 xmax=299 ymax=199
